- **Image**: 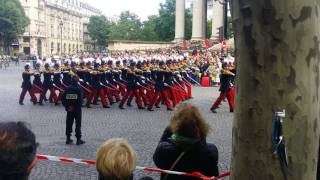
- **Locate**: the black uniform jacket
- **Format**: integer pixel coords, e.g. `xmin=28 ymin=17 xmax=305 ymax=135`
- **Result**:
xmin=61 ymin=83 xmax=83 ymax=111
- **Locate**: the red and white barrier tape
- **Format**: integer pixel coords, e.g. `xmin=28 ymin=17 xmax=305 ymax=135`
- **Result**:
xmin=36 ymin=154 xmax=230 ymax=180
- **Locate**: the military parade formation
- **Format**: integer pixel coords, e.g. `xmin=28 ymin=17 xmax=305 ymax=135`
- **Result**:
xmin=18 ymin=53 xmax=200 ymax=112
xmin=18 ymin=50 xmax=236 ymax=114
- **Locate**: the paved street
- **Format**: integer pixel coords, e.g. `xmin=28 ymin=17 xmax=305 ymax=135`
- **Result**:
xmin=0 ymin=63 xmax=233 ymax=180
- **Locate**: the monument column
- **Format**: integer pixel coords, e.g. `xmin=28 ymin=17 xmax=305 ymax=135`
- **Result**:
xmin=174 ymin=0 xmax=185 ymax=42
xmin=211 ymin=0 xmax=224 ymax=39
xmin=192 ymin=0 xmax=206 ymax=40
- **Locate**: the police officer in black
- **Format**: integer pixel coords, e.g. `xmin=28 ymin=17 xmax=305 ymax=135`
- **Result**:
xmin=61 ymin=74 xmax=85 ymax=145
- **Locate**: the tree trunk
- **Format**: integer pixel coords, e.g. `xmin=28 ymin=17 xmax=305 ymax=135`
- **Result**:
xmin=231 ymin=0 xmax=320 ymax=180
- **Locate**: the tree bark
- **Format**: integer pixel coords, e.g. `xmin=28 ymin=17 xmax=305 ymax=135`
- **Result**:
xmin=231 ymin=0 xmax=320 ymax=180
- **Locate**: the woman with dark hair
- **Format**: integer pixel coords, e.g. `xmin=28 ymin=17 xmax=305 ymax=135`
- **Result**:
xmin=153 ymin=104 xmax=219 ymax=180
xmin=0 ymin=121 xmax=38 ymax=180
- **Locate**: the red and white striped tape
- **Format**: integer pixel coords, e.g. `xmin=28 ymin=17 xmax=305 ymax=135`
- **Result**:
xmin=36 ymin=154 xmax=230 ymax=180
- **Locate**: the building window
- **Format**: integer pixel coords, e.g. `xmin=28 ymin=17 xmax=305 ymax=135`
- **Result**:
xmin=23 ymin=37 xmax=30 ymax=43
xmin=57 ymin=43 xmax=60 ymax=53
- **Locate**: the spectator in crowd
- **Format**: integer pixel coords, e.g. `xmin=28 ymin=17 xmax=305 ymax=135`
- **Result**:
xmin=96 ymin=138 xmax=152 ymax=180
xmin=0 ymin=122 xmax=38 ymax=180
xmin=153 ymin=104 xmax=219 ymax=180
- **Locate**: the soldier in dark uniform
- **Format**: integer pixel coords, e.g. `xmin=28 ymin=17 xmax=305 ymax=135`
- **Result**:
xmin=114 ymin=61 xmax=126 ymax=96
xmin=32 ymin=63 xmax=43 ymax=103
xmin=210 ymin=63 xmax=235 ymax=113
xmin=53 ymin=63 xmax=64 ymax=105
xmin=118 ymin=62 xmax=143 ymax=109
xmin=61 ymin=61 xmax=72 ymax=88
xmin=19 ymin=64 xmax=37 ymax=105
xmin=61 ymin=74 xmax=85 ymax=145
xmin=148 ymin=61 xmax=173 ymax=111
xmin=39 ymin=63 xmax=58 ymax=105
xmin=90 ymin=63 xmax=109 ymax=108
xmin=106 ymin=60 xmax=121 ymax=103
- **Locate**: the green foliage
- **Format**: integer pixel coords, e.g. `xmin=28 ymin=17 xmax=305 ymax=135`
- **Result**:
xmin=87 ymin=16 xmax=110 ymax=48
xmin=90 ymin=0 xmax=197 ymax=43
xmin=150 ymin=0 xmax=193 ymax=41
xmin=0 ymin=0 xmax=29 ymax=52
xmin=109 ymin=11 xmax=143 ymax=40
xmin=154 ymin=0 xmax=176 ymax=41
xmin=140 ymin=15 xmax=160 ymax=41
xmin=207 ymin=20 xmax=212 ymax=39
xmin=226 ymin=16 xmax=233 ymax=39
xmin=185 ymin=8 xmax=192 ymax=40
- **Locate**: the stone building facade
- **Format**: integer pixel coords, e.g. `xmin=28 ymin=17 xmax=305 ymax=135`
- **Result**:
xmin=18 ymin=0 xmax=101 ymax=58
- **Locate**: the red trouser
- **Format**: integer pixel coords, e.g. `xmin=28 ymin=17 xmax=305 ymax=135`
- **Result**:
xmin=127 ymin=87 xmax=149 ymax=106
xmin=92 ymin=88 xmax=108 ymax=107
xmin=187 ymin=83 xmax=192 ymax=98
xmin=118 ymin=83 xmax=127 ymax=97
xmin=169 ymin=86 xmax=178 ymax=107
xmin=230 ymin=86 xmax=235 ymax=103
xmin=138 ymin=87 xmax=149 ymax=106
xmin=103 ymin=87 xmax=113 ymax=103
xmin=53 ymin=86 xmax=65 ymax=102
xmin=174 ymin=84 xmax=185 ymax=103
xmin=84 ymin=85 xmax=94 ymax=106
xmin=19 ymin=88 xmax=37 ymax=103
xmin=149 ymin=89 xmax=172 ymax=109
xmin=119 ymin=89 xmax=142 ymax=107
xmin=146 ymin=83 xmax=155 ymax=100
xmin=40 ymin=87 xmax=58 ymax=103
xmin=211 ymin=90 xmax=235 ymax=110
xmin=112 ymin=87 xmax=121 ymax=102
xmin=32 ymin=86 xmax=43 ymax=94
xmin=177 ymin=82 xmax=186 ymax=101
xmin=31 ymin=86 xmax=43 ymax=102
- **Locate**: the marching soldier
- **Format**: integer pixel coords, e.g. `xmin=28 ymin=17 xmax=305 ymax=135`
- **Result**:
xmin=39 ymin=63 xmax=58 ymax=105
xmin=148 ymin=61 xmax=173 ymax=111
xmin=61 ymin=61 xmax=72 ymax=88
xmin=119 ymin=62 xmax=143 ymax=109
xmin=32 ymin=63 xmax=43 ymax=103
xmin=210 ymin=63 xmax=235 ymax=113
xmin=19 ymin=64 xmax=37 ymax=105
xmin=90 ymin=63 xmax=109 ymax=108
xmin=53 ymin=63 xmax=64 ymax=105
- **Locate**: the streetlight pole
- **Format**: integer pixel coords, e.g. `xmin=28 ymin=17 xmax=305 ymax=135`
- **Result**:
xmin=60 ymin=20 xmax=63 ymax=56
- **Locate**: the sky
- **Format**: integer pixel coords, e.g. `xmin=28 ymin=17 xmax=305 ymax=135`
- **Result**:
xmin=81 ymin=0 xmax=167 ymax=21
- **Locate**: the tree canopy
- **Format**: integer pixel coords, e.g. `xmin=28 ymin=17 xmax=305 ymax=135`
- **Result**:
xmin=109 ymin=11 xmax=143 ymax=40
xmin=87 ymin=15 xmax=110 ymax=49
xmin=0 ymin=0 xmax=29 ymax=52
xmin=87 ymin=0 xmax=217 ymax=44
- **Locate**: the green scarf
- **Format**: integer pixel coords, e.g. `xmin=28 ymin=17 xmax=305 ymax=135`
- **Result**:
xmin=170 ymin=133 xmax=200 ymax=145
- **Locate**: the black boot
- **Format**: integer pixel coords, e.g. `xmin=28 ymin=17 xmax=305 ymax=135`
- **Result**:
xmin=66 ymin=137 xmax=73 ymax=145
xmin=76 ymin=139 xmax=85 ymax=145
xmin=211 ymin=108 xmax=217 ymax=113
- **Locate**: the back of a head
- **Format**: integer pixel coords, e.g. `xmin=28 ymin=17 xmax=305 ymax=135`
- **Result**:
xmin=0 ymin=122 xmax=37 ymax=180
xmin=170 ymin=104 xmax=210 ymax=139
xmin=96 ymin=138 xmax=137 ymax=180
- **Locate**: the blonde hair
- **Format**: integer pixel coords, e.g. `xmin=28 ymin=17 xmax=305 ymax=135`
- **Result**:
xmin=170 ymin=103 xmax=210 ymax=139
xmin=96 ymin=138 xmax=137 ymax=180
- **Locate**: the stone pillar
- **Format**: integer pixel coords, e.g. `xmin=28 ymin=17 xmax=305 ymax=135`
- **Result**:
xmin=202 ymin=0 xmax=207 ymax=38
xmin=210 ymin=0 xmax=224 ymax=39
xmin=174 ymin=0 xmax=185 ymax=42
xmin=192 ymin=0 xmax=206 ymax=40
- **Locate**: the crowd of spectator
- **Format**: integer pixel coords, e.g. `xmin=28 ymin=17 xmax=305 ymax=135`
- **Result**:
xmin=0 ymin=103 xmax=219 ymax=180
